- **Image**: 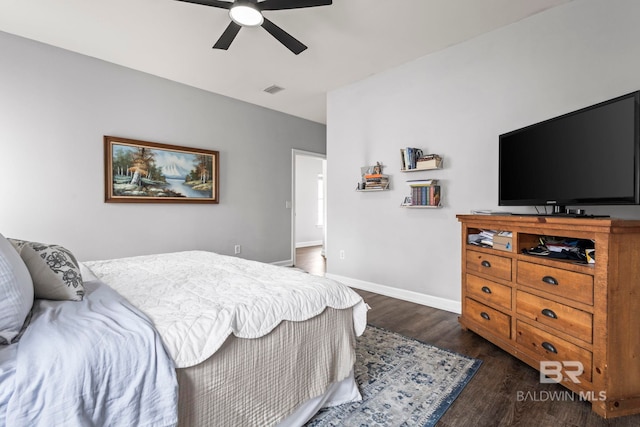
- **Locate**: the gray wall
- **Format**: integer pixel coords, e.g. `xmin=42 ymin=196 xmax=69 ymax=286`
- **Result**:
xmin=0 ymin=31 xmax=326 ymax=263
xmin=326 ymin=0 xmax=640 ymax=312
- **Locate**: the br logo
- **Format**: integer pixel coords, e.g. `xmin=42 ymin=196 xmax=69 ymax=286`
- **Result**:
xmin=540 ymin=361 xmax=583 ymax=384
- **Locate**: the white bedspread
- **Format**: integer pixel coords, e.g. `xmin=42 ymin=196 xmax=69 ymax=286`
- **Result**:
xmin=83 ymin=251 xmax=367 ymax=368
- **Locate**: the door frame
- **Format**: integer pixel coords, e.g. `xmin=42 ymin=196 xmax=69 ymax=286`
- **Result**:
xmin=291 ymin=149 xmax=326 ymax=267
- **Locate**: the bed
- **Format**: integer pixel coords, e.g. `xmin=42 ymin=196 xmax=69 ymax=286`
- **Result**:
xmin=0 ymin=234 xmax=367 ymax=427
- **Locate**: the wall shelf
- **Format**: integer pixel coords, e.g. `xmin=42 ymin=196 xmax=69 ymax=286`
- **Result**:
xmin=400 ymin=149 xmax=443 ymax=171
xmin=358 ymin=162 xmax=389 ymax=192
xmin=356 ymin=187 xmax=389 ymax=192
xmin=400 ymin=165 xmax=442 ymax=172
xmin=402 ymin=204 xmax=442 ymax=208
xmin=402 ymin=179 xmax=441 ymax=208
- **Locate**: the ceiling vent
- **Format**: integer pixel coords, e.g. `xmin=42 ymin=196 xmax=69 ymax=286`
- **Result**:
xmin=263 ymin=85 xmax=285 ymax=95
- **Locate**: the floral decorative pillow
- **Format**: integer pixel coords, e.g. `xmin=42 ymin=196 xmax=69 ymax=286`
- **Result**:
xmin=9 ymin=239 xmax=84 ymax=301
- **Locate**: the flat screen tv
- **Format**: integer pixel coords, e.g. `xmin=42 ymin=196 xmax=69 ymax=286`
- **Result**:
xmin=499 ymin=91 xmax=640 ymax=215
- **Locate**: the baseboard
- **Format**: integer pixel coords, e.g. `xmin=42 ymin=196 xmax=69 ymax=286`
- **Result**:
xmin=326 ymin=273 xmax=461 ymax=314
xmin=271 ymin=259 xmax=293 ymax=267
xmin=295 ymin=240 xmax=323 ymax=248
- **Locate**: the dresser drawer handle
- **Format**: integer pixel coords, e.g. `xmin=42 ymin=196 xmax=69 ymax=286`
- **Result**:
xmin=481 ymin=286 xmax=492 ymax=294
xmin=542 ymin=275 xmax=558 ymax=285
xmin=541 ymin=308 xmax=557 ymax=319
xmin=480 ymin=311 xmax=491 ymax=320
xmin=541 ymin=341 xmax=558 ymax=354
xmin=481 ymin=260 xmax=491 ymax=268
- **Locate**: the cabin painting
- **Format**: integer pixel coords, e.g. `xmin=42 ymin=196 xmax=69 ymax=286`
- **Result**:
xmin=104 ymin=136 xmax=219 ymax=204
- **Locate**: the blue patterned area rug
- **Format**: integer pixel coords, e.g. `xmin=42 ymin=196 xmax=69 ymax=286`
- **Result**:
xmin=306 ymin=325 xmax=482 ymax=427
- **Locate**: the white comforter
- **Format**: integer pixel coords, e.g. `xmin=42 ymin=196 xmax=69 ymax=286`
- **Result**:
xmin=83 ymin=251 xmax=367 ymax=368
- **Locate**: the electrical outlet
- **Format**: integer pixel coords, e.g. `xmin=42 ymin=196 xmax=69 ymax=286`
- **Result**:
xmin=339 ymin=250 xmax=345 ymax=260
xmin=234 ymin=245 xmax=241 ymax=254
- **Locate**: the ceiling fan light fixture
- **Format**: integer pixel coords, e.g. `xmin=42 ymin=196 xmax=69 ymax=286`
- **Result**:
xmin=229 ymin=3 xmax=264 ymax=27
xmin=175 ymin=0 xmax=332 ymax=54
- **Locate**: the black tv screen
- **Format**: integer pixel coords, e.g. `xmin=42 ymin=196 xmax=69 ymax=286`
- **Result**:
xmin=499 ymin=91 xmax=640 ymax=211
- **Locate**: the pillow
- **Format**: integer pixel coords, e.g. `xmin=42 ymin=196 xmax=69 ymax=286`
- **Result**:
xmin=79 ymin=263 xmax=99 ymax=282
xmin=0 ymin=233 xmax=34 ymax=345
xmin=9 ymin=239 xmax=84 ymax=301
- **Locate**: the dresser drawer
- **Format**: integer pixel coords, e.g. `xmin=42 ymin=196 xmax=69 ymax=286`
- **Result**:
xmin=516 ymin=290 xmax=593 ymax=344
xmin=466 ymin=250 xmax=512 ymax=282
xmin=516 ymin=320 xmax=592 ymax=382
xmin=466 ymin=274 xmax=512 ymax=311
xmin=465 ymin=297 xmax=511 ymax=340
xmin=517 ymin=261 xmax=594 ymax=306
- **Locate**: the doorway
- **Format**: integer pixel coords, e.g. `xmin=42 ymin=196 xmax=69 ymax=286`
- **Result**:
xmin=291 ymin=149 xmax=326 ymax=271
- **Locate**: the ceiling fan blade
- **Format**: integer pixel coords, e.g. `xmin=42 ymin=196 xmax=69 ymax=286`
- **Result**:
xmin=174 ymin=0 xmax=232 ymax=9
xmin=261 ymin=17 xmax=307 ymax=55
xmin=258 ymin=0 xmax=331 ymax=11
xmin=213 ymin=22 xmax=242 ymax=50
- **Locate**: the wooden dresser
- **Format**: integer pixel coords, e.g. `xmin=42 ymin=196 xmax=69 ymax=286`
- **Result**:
xmin=457 ymin=214 xmax=640 ymax=418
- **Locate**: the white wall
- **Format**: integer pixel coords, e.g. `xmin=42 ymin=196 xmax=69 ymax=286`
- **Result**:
xmin=295 ymin=155 xmax=324 ymax=247
xmin=326 ymin=0 xmax=640 ymax=312
xmin=0 ymin=31 xmax=326 ymax=264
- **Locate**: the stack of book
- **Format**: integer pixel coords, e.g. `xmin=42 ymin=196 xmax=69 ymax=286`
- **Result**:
xmin=416 ymin=154 xmax=443 ymax=170
xmin=363 ymin=173 xmax=389 ymax=190
xmin=408 ymin=179 xmax=441 ymax=206
xmin=468 ymin=229 xmax=498 ymax=247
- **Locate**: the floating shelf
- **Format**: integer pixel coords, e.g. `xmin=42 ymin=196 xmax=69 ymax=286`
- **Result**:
xmin=401 ymin=205 xmax=442 ymax=209
xmin=356 ymin=188 xmax=390 ymax=192
xmin=400 ymin=166 xmax=441 ymax=172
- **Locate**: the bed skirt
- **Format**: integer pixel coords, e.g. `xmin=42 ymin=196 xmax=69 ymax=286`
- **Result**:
xmin=176 ymin=306 xmax=358 ymax=426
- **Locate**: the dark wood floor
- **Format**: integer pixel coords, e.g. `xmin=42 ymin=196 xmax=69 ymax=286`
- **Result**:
xmin=357 ymin=291 xmax=640 ymax=427
xmin=295 ymin=248 xmax=640 ymax=426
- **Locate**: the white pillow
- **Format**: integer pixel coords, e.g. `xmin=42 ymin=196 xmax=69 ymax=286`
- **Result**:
xmin=79 ymin=263 xmax=99 ymax=282
xmin=0 ymin=233 xmax=34 ymax=345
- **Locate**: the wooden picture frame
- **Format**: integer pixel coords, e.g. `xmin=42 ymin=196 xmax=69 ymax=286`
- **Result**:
xmin=104 ymin=136 xmax=219 ymax=204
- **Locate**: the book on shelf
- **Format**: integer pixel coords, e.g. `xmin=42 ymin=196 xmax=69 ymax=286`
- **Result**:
xmin=407 ymin=179 xmax=438 ymax=187
xmin=468 ymin=229 xmax=498 ymax=246
xmin=365 ymin=177 xmax=389 ymax=187
xmin=410 ymin=184 xmax=441 ymax=206
xmin=364 ymin=173 xmax=388 ymax=179
xmin=364 ymin=173 xmax=389 ymax=189
xmin=468 ymin=229 xmax=510 ymax=247
xmin=416 ymin=155 xmax=443 ymax=170
xmin=431 ymin=185 xmax=441 ymax=206
xmin=400 ymin=148 xmax=443 ymax=170
xmin=400 ymin=147 xmax=424 ymax=170
xmin=364 ymin=176 xmax=389 ymax=182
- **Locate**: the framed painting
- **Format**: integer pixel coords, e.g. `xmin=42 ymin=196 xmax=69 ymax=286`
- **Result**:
xmin=104 ymin=136 xmax=219 ymax=204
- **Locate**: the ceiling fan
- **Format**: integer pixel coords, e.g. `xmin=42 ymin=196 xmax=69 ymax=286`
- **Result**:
xmin=175 ymin=0 xmax=332 ymax=55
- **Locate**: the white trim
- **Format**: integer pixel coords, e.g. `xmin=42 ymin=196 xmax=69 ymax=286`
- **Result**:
xmin=326 ymin=273 xmax=461 ymax=314
xmin=271 ymin=259 xmax=294 ymax=267
xmin=295 ymin=240 xmax=323 ymax=248
xmin=291 ymin=149 xmax=327 ymax=269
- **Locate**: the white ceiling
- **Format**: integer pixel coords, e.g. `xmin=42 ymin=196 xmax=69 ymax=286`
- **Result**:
xmin=0 ymin=0 xmax=572 ymax=124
